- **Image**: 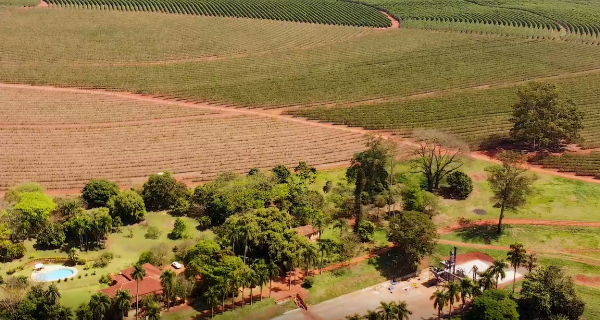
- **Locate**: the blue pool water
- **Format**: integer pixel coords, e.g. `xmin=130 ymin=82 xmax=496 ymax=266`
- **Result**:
xmin=34 ymin=268 xmax=75 ymax=282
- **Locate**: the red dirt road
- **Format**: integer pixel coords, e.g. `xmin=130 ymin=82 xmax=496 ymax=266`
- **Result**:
xmin=439 ymin=218 xmax=600 ymax=235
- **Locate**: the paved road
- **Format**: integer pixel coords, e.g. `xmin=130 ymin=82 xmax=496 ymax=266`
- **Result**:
xmin=272 ymin=276 xmax=439 ymax=320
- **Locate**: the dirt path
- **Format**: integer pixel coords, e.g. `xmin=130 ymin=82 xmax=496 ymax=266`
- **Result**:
xmin=380 ymin=11 xmax=400 ymax=29
xmin=439 ymin=218 xmax=600 ymax=235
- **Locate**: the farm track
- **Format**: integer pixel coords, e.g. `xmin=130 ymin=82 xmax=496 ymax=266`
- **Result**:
xmin=438 ymin=218 xmax=600 ymax=235
xmin=1 ymin=82 xmax=599 ymax=193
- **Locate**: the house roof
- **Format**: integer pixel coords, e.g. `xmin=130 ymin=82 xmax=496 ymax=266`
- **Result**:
xmin=455 ymin=252 xmax=494 ymax=265
xmin=292 ymin=225 xmax=319 ymax=236
xmin=100 ymin=263 xmax=164 ymax=299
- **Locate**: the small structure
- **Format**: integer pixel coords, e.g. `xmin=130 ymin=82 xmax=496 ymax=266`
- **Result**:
xmin=292 ymin=225 xmax=320 ymax=241
xmin=100 ymin=263 xmax=163 ymax=300
xmin=34 ymin=263 xmax=44 ymax=271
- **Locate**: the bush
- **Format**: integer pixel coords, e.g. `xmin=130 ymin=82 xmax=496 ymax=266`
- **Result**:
xmin=93 ymin=252 xmax=114 ymax=268
xmin=35 ymin=222 xmax=66 ymax=248
xmin=78 ymin=275 xmax=81 ymax=279
xmin=81 ymin=179 xmax=119 ymax=208
xmin=168 ymin=197 xmax=190 ymax=216
xmin=271 ymin=164 xmax=291 ymax=183
xmin=6 ymin=269 xmax=15 ymax=275
xmin=99 ymin=274 xmax=112 ymax=284
xmin=332 ymin=267 xmax=350 ymax=277
xmin=401 ymin=180 xmax=424 ymax=211
xmin=447 ymin=171 xmax=473 ymax=200
xmin=302 ymin=277 xmax=315 ymax=289
xmin=138 ymin=244 xmax=171 ymax=267
xmin=4 ymin=182 xmax=44 ymax=204
xmin=196 ymin=216 xmax=211 ymax=230
xmin=76 ymin=258 xmax=87 ymax=265
xmin=144 ymin=226 xmax=162 ymax=240
xmin=170 ymin=218 xmax=188 ymax=240
xmin=107 ymin=190 xmax=146 ymax=223
xmin=323 ymin=180 xmax=333 ymax=193
xmin=356 ymin=220 xmax=375 ymax=242
xmin=0 ymin=275 xmax=3 ymax=285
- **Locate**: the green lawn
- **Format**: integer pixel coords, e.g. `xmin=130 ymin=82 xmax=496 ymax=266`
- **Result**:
xmin=577 ymin=285 xmax=600 ymax=320
xmin=162 ymin=299 xmax=294 ymax=320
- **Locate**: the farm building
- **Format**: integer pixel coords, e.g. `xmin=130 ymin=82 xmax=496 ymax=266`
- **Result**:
xmin=292 ymin=225 xmax=320 ymax=241
xmin=100 ymin=263 xmax=163 ymax=300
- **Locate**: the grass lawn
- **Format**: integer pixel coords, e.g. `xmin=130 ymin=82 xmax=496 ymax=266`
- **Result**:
xmin=577 ymin=285 xmax=600 ymax=320
xmin=162 ymin=298 xmax=294 ymax=320
xmin=440 ymin=225 xmax=600 ymax=253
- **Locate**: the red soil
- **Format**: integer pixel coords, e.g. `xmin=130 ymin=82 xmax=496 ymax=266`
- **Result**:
xmin=439 ymin=218 xmax=600 ymax=235
xmin=575 ymin=275 xmax=600 ymax=288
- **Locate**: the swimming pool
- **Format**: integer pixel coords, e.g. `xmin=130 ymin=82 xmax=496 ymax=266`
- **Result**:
xmin=33 ymin=267 xmax=76 ymax=282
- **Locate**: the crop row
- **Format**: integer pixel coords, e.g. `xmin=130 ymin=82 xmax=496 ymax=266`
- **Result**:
xmin=0 ymin=115 xmax=366 ymax=189
xmin=45 ymin=0 xmax=392 ymax=27
xmin=533 ymin=153 xmax=600 ymax=179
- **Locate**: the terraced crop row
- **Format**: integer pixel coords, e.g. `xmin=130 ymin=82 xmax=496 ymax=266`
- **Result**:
xmin=45 ymin=0 xmax=392 ymax=27
xmin=533 ymin=153 xmax=600 ymax=179
xmin=0 ymin=114 xmax=366 ymax=189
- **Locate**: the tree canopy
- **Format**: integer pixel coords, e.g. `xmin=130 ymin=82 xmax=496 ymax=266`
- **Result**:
xmin=14 ymin=192 xmax=56 ymax=232
xmin=81 ymin=179 xmax=120 ymax=208
xmin=465 ymin=289 xmax=519 ymax=320
xmin=142 ymin=171 xmax=189 ymax=211
xmin=107 ymin=190 xmax=146 ymax=223
xmin=510 ymin=82 xmax=584 ymax=150
xmin=388 ymin=211 xmax=437 ymax=267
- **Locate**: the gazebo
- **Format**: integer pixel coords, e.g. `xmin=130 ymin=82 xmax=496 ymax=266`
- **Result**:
xmin=34 ymin=263 xmax=44 ymax=271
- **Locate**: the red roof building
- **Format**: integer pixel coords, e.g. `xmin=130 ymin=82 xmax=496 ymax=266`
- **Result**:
xmin=101 ymin=263 xmax=163 ymax=300
xmin=292 ymin=225 xmax=320 ymax=241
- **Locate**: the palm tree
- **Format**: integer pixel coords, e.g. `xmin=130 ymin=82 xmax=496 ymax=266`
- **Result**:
xmin=76 ymin=303 xmax=93 ymax=320
xmin=488 ymin=259 xmax=508 ymax=288
xmin=507 ymin=243 xmax=527 ymax=292
xmin=227 ymin=224 xmax=242 ymax=255
xmin=478 ymin=269 xmax=496 ymax=291
xmin=267 ymin=261 xmax=279 ymax=298
xmin=430 ymin=290 xmax=448 ymax=320
xmin=443 ymin=281 xmax=460 ymax=317
xmin=377 ymin=301 xmax=398 ymax=320
xmin=240 ymin=217 xmax=258 ymax=265
xmin=525 ymin=252 xmax=538 ymax=272
xmin=253 ymin=259 xmax=269 ymax=301
xmin=317 ymin=239 xmax=335 ymax=275
xmin=160 ymin=270 xmax=176 ymax=311
xmin=302 ymin=244 xmax=319 ymax=277
xmin=114 ymin=290 xmax=132 ymax=320
xmin=363 ymin=310 xmax=382 ymax=320
xmin=131 ymin=263 xmax=146 ymax=320
xmin=145 ymin=301 xmax=161 ymax=320
xmin=45 ymin=284 xmax=61 ymax=305
xmin=459 ymin=278 xmax=475 ymax=313
xmin=89 ymin=293 xmax=111 ymax=320
xmin=395 ymin=301 xmax=412 ymax=320
xmin=229 ymin=271 xmax=241 ymax=311
xmin=334 ymin=218 xmax=349 ymax=238
xmin=203 ymin=287 xmax=220 ymax=318
xmin=285 ymin=257 xmax=297 ymax=291
xmin=247 ymin=268 xmax=258 ymax=305
xmin=346 ymin=314 xmax=362 ymax=320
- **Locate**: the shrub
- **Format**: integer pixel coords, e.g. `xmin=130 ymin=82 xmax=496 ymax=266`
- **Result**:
xmin=85 ymin=273 xmax=88 ymax=277
xmin=170 ymin=218 xmax=188 ymax=240
xmin=0 ymin=275 xmax=3 ymax=285
xmin=302 ymin=277 xmax=315 ymax=289
xmin=196 ymin=216 xmax=211 ymax=230
xmin=92 ymin=271 xmax=96 ymax=276
xmin=144 ymin=226 xmax=162 ymax=240
xmin=78 ymin=275 xmax=81 ymax=279
xmin=332 ymin=267 xmax=350 ymax=277
xmin=323 ymin=180 xmax=333 ymax=193
xmin=64 ymin=278 xmax=68 ymax=282
xmin=168 ymin=197 xmax=190 ymax=216
xmin=81 ymin=179 xmax=119 ymax=207
xmin=401 ymin=180 xmax=424 ymax=211
xmin=76 ymin=258 xmax=87 ymax=265
xmin=99 ymin=274 xmax=112 ymax=284
xmin=36 ymin=222 xmax=66 ymax=248
xmin=57 ymin=279 xmax=61 ymax=283
xmin=4 ymin=182 xmax=44 ymax=204
xmin=6 ymin=269 xmax=15 ymax=275
xmin=107 ymin=190 xmax=146 ymax=223
xmin=93 ymin=252 xmax=114 ymax=268
xmin=447 ymin=171 xmax=473 ymax=200
xmin=271 ymin=164 xmax=291 ymax=183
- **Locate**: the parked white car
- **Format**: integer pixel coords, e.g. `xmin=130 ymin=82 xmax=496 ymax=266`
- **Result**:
xmin=171 ymin=261 xmax=182 ymax=269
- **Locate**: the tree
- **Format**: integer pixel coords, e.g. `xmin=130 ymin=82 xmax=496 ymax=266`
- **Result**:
xmin=412 ymin=132 xmax=466 ymax=191
xmin=267 ymin=261 xmax=279 ymax=298
xmin=145 ymin=301 xmax=161 ymax=320
xmin=478 ymin=269 xmax=496 ymax=291
xmin=401 ymin=179 xmax=424 ymax=212
xmin=45 ymin=284 xmax=61 ymax=305
xmin=465 ymin=289 xmax=519 ymax=320
xmin=506 ymin=243 xmax=527 ymax=292
xmin=248 ymin=168 xmax=260 ymax=176
xmin=252 ymin=259 xmax=269 ymax=301
xmin=485 ymin=151 xmax=537 ymax=233
xmin=76 ymin=303 xmax=93 ymax=320
xmin=170 ymin=218 xmax=188 ymax=240
xmin=81 ymin=179 xmax=119 ymax=208
xmin=363 ymin=310 xmax=382 ymax=320
xmin=459 ymin=278 xmax=476 ymax=313
xmin=430 ymin=290 xmax=448 ymax=320
xmin=301 ymin=243 xmax=318 ymax=277
xmin=347 ymin=136 xmax=390 ymax=200
xmin=113 ymin=290 xmax=132 ymax=320
xmin=488 ymin=259 xmax=507 ymax=289
xmin=388 ymin=211 xmax=437 ymax=268
xmin=271 ymin=164 xmax=291 ymax=184
xmin=356 ymin=220 xmax=375 ymax=242
xmin=519 ymin=265 xmax=585 ymax=320
xmin=395 ymin=301 xmax=412 ymax=320
xmin=36 ymin=222 xmax=66 ymax=248
xmin=525 ymin=253 xmax=538 ymax=272
xmin=377 ymin=301 xmax=398 ymax=320
xmin=160 ymin=270 xmax=176 ymax=311
xmin=88 ymin=293 xmax=111 ymax=320
xmin=346 ymin=314 xmax=362 ymax=320
xmin=107 ymin=191 xmax=146 ymax=224
xmin=131 ymin=263 xmax=146 ymax=320
xmin=317 ymin=239 xmax=337 ymax=274
xmin=510 ymin=82 xmax=584 ymax=150
xmin=203 ymin=286 xmax=220 ymax=318
xmin=142 ymin=171 xmax=189 ymax=211
xmin=294 ymin=161 xmax=317 ymax=184
xmin=333 ymin=218 xmax=349 ymax=238
xmin=323 ymin=181 xmax=333 ymax=194
xmin=68 ymin=248 xmax=79 ymax=264
xmin=4 ymin=182 xmax=44 ymax=204
xmin=444 ymin=280 xmax=460 ymax=316
xmin=447 ymin=171 xmax=473 ymax=200
xmin=14 ymin=192 xmax=56 ymax=233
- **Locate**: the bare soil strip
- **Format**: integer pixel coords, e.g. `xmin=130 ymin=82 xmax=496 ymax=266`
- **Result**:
xmin=439 ymin=218 xmax=600 ymax=235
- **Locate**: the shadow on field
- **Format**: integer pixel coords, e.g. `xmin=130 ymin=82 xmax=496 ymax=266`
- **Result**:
xmin=369 ymin=247 xmax=417 ymax=281
xmin=455 ymin=225 xmax=505 ymax=244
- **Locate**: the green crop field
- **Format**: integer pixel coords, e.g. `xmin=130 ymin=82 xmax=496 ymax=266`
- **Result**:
xmin=44 ymin=0 xmax=392 ymax=27
xmin=534 ymin=152 xmax=600 ymax=179
xmin=362 ymin=0 xmax=600 ymax=40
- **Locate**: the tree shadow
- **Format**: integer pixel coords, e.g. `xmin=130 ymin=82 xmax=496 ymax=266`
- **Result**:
xmin=370 ymin=248 xmax=417 ymax=281
xmin=455 ymin=225 xmax=503 ymax=244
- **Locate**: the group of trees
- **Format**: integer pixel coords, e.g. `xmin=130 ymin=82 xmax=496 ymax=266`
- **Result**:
xmin=346 ymin=301 xmax=412 ymax=320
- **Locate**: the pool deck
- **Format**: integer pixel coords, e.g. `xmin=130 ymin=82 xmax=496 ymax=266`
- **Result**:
xmin=31 ymin=264 xmax=78 ymax=282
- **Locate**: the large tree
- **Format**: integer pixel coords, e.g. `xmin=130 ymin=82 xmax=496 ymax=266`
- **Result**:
xmin=465 ymin=289 xmax=519 ymax=320
xmin=131 ymin=263 xmax=146 ymax=320
xmin=506 ymin=243 xmax=527 ymax=293
xmin=81 ymin=179 xmax=119 ymax=208
xmin=388 ymin=211 xmax=437 ymax=268
xmin=142 ymin=171 xmax=189 ymax=211
xmin=107 ymin=191 xmax=146 ymax=223
xmin=412 ymin=132 xmax=466 ymax=192
xmin=519 ymin=265 xmax=585 ymax=320
xmin=14 ymin=192 xmax=56 ymax=234
xmin=510 ymin=82 xmax=584 ymax=150
xmin=485 ymin=151 xmax=537 ymax=233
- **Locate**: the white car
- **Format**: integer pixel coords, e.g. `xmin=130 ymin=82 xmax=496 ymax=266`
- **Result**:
xmin=171 ymin=262 xmax=182 ymax=269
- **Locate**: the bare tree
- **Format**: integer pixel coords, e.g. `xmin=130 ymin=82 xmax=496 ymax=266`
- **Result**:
xmin=412 ymin=131 xmax=468 ymax=192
